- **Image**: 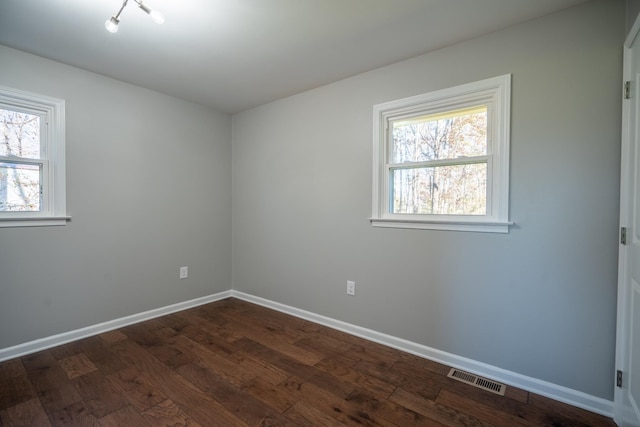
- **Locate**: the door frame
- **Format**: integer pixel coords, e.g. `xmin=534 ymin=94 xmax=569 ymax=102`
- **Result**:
xmin=615 ymin=12 xmax=640 ymax=427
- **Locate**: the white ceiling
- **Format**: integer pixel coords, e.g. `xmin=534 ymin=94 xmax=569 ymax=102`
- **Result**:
xmin=0 ymin=0 xmax=590 ymax=113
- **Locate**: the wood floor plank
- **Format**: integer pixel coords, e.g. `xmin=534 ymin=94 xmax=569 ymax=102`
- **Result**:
xmin=48 ymin=342 xmax=84 ymax=361
xmin=351 ymin=359 xmax=405 ymax=387
xmin=152 ymin=312 xmax=192 ymax=333
xmin=120 ymin=323 xmax=165 ymax=349
xmin=172 ymin=335 xmax=255 ymax=387
xmin=280 ymin=376 xmax=384 ymax=426
xmin=395 ymin=353 xmax=452 ymax=376
xmin=140 ymin=399 xmax=200 ymax=427
xmin=0 ymin=360 xmax=26 ymax=382
xmin=396 ymin=376 xmax=442 ymax=403
xmin=108 ymin=366 xmax=168 ymax=412
xmin=528 ymin=393 xmax=616 ymax=427
xmin=109 ymin=339 xmax=248 ymax=426
xmin=438 ymin=382 xmax=552 ymax=426
xmin=48 ymin=402 xmax=98 ymax=427
xmin=0 ymin=298 xmax=618 ymax=427
xmin=221 ymin=313 xmax=326 ymax=365
xmin=389 ymin=386 xmax=495 ymax=427
xmin=49 ymin=336 xmax=127 ymax=378
xmin=315 ymin=355 xmax=397 ymax=399
xmin=58 ymin=353 xmax=98 ymax=380
xmin=146 ymin=339 xmax=197 ymax=371
xmin=294 ymin=331 xmax=353 ymax=355
xmin=179 ymin=323 xmax=240 ymax=357
xmin=321 ymin=349 xmax=363 ymax=368
xmin=234 ymin=337 xmax=321 ymax=380
xmin=98 ymin=330 xmax=128 ymax=345
xmin=282 ymin=400 xmax=348 ymax=427
xmin=176 ymin=360 xmax=297 ymax=426
xmin=345 ymin=388 xmax=448 ymax=427
xmin=315 ymin=326 xmax=378 ymax=348
xmin=0 ymin=398 xmax=52 ymax=427
xmin=224 ymin=302 xmax=312 ymax=344
xmin=73 ymin=336 xmax=128 ymax=376
xmin=21 ymin=350 xmax=85 ymax=419
xmin=435 ymin=389 xmax=531 ymax=427
xmin=188 ymin=304 xmax=233 ymax=328
xmin=71 ymin=370 xmax=127 ymax=418
xmin=391 ymin=358 xmax=450 ymax=383
xmin=242 ymin=376 xmax=298 ymax=413
xmin=349 ymin=343 xmax=404 ymax=367
xmin=97 ymin=405 xmax=151 ymax=427
xmin=172 ymin=309 xmax=226 ymax=333
xmin=226 ymin=350 xmax=290 ymax=385
xmin=21 ymin=351 xmax=60 ymax=373
xmin=307 ymin=370 xmax=355 ymax=400
xmin=0 ymin=376 xmax=36 ymax=411
xmin=37 ymin=383 xmax=83 ymax=415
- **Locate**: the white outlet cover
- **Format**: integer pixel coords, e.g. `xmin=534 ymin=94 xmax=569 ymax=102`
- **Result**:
xmin=347 ymin=280 xmax=355 ymax=295
xmin=180 ymin=266 xmax=188 ymax=279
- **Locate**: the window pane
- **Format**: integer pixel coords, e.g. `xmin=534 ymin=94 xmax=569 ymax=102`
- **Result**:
xmin=392 ymin=106 xmax=486 ymax=163
xmin=0 ymin=108 xmax=41 ymax=159
xmin=392 ymin=163 xmax=486 ymax=215
xmin=0 ymin=162 xmax=41 ymax=211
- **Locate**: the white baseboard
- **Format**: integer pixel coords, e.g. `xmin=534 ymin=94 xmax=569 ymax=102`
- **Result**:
xmin=0 ymin=289 xmax=614 ymax=418
xmin=230 ymin=291 xmax=614 ymax=418
xmin=0 ymin=290 xmax=232 ymax=362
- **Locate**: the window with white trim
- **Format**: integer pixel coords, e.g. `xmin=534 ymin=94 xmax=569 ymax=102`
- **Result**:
xmin=371 ymin=75 xmax=511 ymax=233
xmin=0 ymin=86 xmax=67 ymax=227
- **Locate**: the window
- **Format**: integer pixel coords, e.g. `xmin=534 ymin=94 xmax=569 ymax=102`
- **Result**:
xmin=371 ymin=75 xmax=511 ymax=233
xmin=0 ymin=85 xmax=67 ymax=227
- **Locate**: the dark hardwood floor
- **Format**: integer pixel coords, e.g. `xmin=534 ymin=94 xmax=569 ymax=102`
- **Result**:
xmin=0 ymin=298 xmax=616 ymax=426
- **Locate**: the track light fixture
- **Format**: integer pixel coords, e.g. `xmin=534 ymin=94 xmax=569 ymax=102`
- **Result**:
xmin=105 ymin=0 xmax=164 ymax=33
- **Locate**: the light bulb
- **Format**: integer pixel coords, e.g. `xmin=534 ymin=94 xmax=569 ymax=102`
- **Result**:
xmin=150 ymin=10 xmax=165 ymax=24
xmin=136 ymin=1 xmax=164 ymax=24
xmin=105 ymin=17 xmax=119 ymax=33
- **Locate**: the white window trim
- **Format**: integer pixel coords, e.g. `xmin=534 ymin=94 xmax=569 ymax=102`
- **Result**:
xmin=371 ymin=75 xmax=512 ymax=233
xmin=0 ymin=85 xmax=69 ymax=227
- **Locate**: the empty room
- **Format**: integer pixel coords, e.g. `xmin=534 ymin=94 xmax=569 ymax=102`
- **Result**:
xmin=0 ymin=0 xmax=637 ymax=425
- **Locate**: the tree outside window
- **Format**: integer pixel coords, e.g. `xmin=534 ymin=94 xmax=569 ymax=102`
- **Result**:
xmin=1 ymin=109 xmax=42 ymax=212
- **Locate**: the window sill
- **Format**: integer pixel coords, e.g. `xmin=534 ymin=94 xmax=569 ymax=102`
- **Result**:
xmin=370 ymin=218 xmax=513 ymax=233
xmin=0 ymin=216 xmax=71 ymax=228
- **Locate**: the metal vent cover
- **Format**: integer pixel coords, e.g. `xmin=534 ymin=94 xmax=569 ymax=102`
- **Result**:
xmin=447 ymin=368 xmax=506 ymax=396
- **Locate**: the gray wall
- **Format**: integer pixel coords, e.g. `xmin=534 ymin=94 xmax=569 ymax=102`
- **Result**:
xmin=628 ymin=0 xmax=640 ymax=35
xmin=0 ymin=45 xmax=232 ymax=349
xmin=232 ymin=0 xmax=623 ymax=400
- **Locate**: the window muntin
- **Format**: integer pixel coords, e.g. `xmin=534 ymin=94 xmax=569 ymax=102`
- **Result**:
xmin=371 ymin=75 xmax=511 ymax=233
xmin=0 ymin=86 xmax=67 ymax=227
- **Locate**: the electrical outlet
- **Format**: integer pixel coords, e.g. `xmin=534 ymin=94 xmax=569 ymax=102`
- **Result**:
xmin=347 ymin=280 xmax=355 ymax=296
xmin=180 ymin=266 xmax=188 ymax=279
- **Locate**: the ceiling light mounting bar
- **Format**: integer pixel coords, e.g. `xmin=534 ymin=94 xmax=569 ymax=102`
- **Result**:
xmin=105 ymin=0 xmax=164 ymax=33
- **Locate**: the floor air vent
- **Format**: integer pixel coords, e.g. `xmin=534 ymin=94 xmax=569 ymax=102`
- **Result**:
xmin=447 ymin=368 xmax=506 ymax=396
